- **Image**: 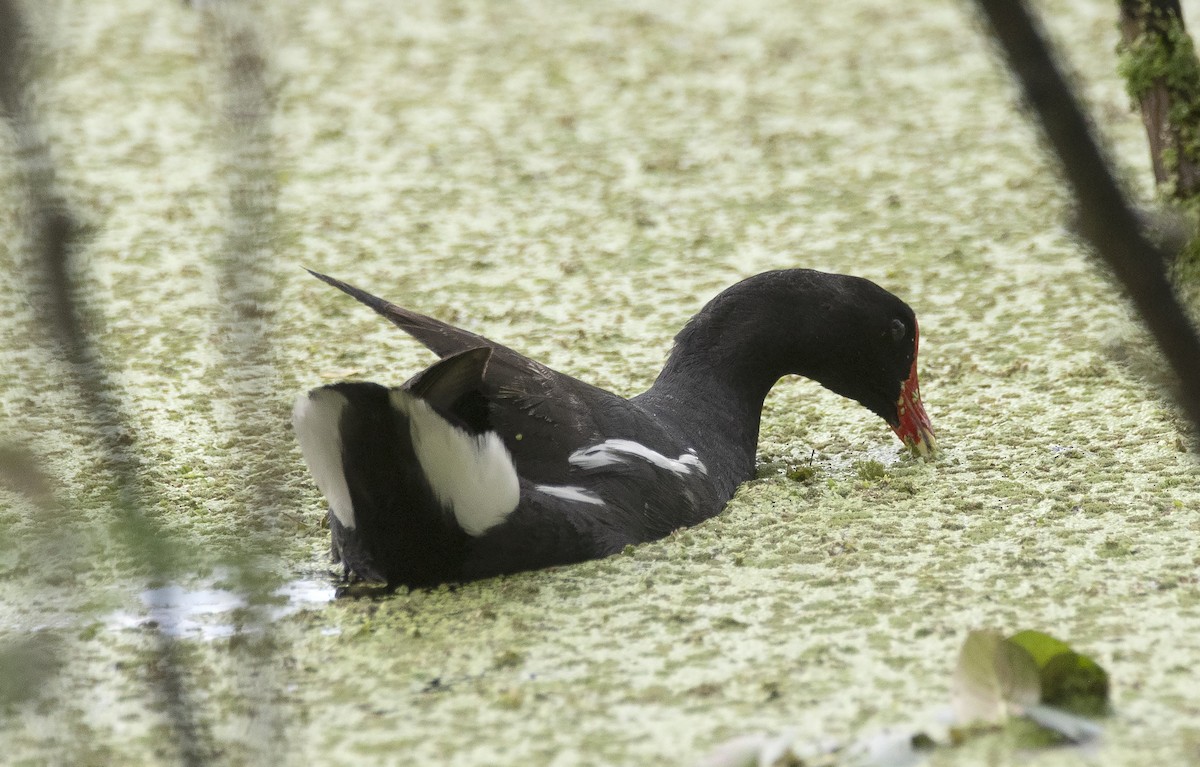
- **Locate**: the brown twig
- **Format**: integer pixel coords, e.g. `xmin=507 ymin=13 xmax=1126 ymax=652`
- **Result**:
xmin=1118 ymin=0 xmax=1200 ymax=197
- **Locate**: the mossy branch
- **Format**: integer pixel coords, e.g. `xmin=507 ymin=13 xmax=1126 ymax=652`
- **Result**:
xmin=1117 ymin=1 xmax=1200 ymax=197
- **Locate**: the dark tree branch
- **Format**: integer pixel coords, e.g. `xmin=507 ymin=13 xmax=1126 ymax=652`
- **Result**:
xmin=972 ymin=0 xmax=1200 ymax=437
xmin=0 ymin=2 xmax=213 ymax=763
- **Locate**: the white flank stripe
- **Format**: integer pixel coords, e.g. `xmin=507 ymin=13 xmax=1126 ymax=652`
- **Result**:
xmin=568 ymin=438 xmax=708 ymax=477
xmin=292 ymin=390 xmax=357 ymax=529
xmin=534 ymin=484 xmax=605 ymax=507
xmin=391 ymin=390 xmax=519 ymax=537
xmin=681 ymin=448 xmax=707 ymax=475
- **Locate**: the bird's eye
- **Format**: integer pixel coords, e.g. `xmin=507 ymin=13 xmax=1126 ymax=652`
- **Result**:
xmin=889 ymin=318 xmax=906 ymax=342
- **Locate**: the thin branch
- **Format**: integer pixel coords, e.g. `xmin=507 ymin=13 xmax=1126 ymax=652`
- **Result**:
xmin=199 ymin=1 xmax=289 ymax=756
xmin=972 ymin=0 xmax=1200 ymax=436
xmin=0 ymin=2 xmax=213 ymax=763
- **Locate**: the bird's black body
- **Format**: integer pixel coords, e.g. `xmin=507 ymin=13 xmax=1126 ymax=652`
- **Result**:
xmin=293 ymin=269 xmax=936 ymax=588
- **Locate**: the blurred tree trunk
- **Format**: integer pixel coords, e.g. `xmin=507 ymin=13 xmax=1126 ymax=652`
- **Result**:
xmin=1118 ymin=0 xmax=1200 ymax=198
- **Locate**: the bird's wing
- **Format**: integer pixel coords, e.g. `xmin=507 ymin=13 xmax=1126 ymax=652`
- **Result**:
xmin=308 ymin=270 xmax=508 ymax=361
xmin=308 ymin=270 xmax=620 ymax=482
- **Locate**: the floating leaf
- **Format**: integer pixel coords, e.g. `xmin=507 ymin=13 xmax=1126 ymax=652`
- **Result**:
xmin=1040 ymin=652 xmax=1109 ymax=716
xmin=1005 ymin=630 xmax=1072 ymax=667
xmin=1006 ymin=630 xmax=1109 ymax=716
xmin=951 ymin=629 xmax=1040 ymax=725
xmin=697 ymin=629 xmax=1109 ymax=767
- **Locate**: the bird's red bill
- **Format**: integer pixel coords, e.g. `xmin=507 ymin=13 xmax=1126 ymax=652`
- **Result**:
xmin=892 ymin=329 xmax=937 ymax=457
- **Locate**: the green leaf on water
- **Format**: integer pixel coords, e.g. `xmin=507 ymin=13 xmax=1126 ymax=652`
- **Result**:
xmin=952 ymin=629 xmax=1041 ymax=726
xmin=1006 ymin=630 xmax=1109 ymax=717
xmin=697 ymin=629 xmax=1110 ymax=767
xmin=1005 ymin=629 xmax=1071 ymax=667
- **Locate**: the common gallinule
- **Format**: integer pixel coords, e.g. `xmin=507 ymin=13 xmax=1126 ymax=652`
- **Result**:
xmin=293 ymin=269 xmax=936 ymax=588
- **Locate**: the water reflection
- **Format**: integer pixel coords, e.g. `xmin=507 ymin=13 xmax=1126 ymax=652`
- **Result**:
xmin=106 ymin=576 xmax=338 ymax=640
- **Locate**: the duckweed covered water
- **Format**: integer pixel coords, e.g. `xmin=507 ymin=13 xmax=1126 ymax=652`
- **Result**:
xmin=1 ymin=0 xmax=1198 ymax=765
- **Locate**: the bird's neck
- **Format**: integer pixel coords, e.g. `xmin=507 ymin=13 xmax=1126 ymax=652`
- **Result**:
xmin=635 ymin=348 xmax=778 ymax=501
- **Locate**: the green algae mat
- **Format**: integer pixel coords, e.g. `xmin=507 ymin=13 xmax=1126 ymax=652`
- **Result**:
xmin=2 ymin=1 xmax=1198 ymax=765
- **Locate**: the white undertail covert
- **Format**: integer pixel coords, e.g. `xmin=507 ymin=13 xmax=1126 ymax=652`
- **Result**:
xmin=292 ymin=390 xmax=357 ymax=530
xmin=391 ymin=389 xmax=520 ymax=536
